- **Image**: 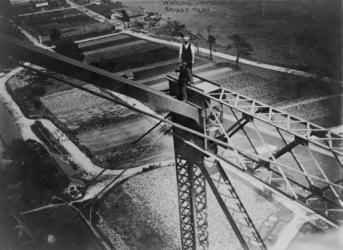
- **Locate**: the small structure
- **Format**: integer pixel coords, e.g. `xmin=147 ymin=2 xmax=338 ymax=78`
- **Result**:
xmin=120 ymin=7 xmax=144 ymax=27
xmin=32 ymin=0 xmax=49 ymax=9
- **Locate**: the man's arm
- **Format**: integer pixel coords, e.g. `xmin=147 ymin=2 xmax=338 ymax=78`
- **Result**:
xmin=191 ymin=44 xmax=195 ymax=64
xmin=178 ymin=45 xmax=182 ymax=62
xmin=186 ymin=68 xmax=193 ymax=85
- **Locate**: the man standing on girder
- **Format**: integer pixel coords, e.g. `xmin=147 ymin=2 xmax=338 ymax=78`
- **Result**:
xmin=177 ymin=62 xmax=192 ymax=101
xmin=177 ymin=35 xmax=194 ymax=101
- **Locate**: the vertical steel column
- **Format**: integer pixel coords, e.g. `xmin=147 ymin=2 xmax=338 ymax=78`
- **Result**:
xmin=174 ymin=141 xmax=209 ymax=250
xmin=172 ymin=101 xmax=209 ymax=250
xmin=174 ymin=154 xmax=209 ymax=250
xmin=192 ymin=163 xmax=209 ymax=249
xmin=175 ymin=155 xmax=197 ymax=250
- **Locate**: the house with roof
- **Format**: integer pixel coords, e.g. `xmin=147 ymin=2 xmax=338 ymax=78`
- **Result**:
xmin=112 ymin=7 xmax=144 ymax=27
xmin=122 ymin=7 xmax=144 ymax=22
xmin=109 ymin=7 xmax=145 ymax=27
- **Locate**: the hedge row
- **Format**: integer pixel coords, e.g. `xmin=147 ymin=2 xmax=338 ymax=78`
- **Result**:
xmin=31 ymin=121 xmax=69 ymax=156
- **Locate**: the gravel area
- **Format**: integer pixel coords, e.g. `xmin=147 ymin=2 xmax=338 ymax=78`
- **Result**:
xmin=7 ymin=70 xmax=32 ymax=90
xmin=77 ymin=115 xmax=174 ymax=169
xmin=98 ymin=166 xmax=291 ymax=249
xmin=96 ymin=213 xmax=130 ymax=250
xmin=283 ymin=95 xmax=343 ymax=127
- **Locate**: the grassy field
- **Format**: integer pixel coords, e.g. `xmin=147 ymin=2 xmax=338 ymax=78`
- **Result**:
xmin=79 ymin=34 xmax=179 ymax=72
xmin=200 ymin=62 xmax=342 ymax=127
xmin=122 ymin=0 xmax=342 ymax=80
xmin=7 ymin=67 xmax=175 ymax=169
xmin=37 ymin=80 xmax=173 ymax=169
xmin=77 ymin=115 xmax=173 ymax=169
xmin=284 ymin=95 xmax=343 ymax=127
xmin=40 ymin=84 xmax=136 ymax=130
xmin=8 ymin=69 xmax=84 ymax=96
xmin=82 ymin=35 xmax=163 ymax=60
xmin=88 ymin=45 xmax=178 ymax=73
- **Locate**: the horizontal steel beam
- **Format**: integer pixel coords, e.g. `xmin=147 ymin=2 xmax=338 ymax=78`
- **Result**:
xmin=0 ymin=33 xmax=201 ymax=123
xmin=186 ymin=75 xmax=343 ymax=157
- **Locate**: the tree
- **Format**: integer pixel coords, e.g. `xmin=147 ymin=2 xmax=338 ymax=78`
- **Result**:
xmin=207 ymin=25 xmax=216 ymax=60
xmin=188 ymin=31 xmax=203 ymax=54
xmin=170 ymin=20 xmax=185 ymax=37
xmin=49 ymin=28 xmax=61 ymax=42
xmin=226 ymin=34 xmax=252 ymax=66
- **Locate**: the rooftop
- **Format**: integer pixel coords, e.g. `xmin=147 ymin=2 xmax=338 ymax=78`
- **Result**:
xmin=122 ymin=7 xmax=144 ymax=18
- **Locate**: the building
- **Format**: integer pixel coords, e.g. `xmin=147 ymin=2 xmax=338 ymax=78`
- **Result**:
xmin=121 ymin=7 xmax=144 ymax=24
xmin=32 ymin=0 xmax=49 ymax=9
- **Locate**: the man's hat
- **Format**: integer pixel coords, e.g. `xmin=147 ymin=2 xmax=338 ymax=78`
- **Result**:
xmin=183 ymin=35 xmax=190 ymax=41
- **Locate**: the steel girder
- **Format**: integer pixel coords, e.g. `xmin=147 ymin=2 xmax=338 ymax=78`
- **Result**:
xmin=172 ymin=94 xmax=266 ymax=250
xmin=168 ymin=74 xmax=343 ymax=226
xmin=1 ymin=32 xmax=341 ymax=248
xmin=174 ymin=154 xmax=209 ymax=250
xmin=0 ymin=33 xmax=201 ymax=123
xmin=187 ymin=75 xmax=343 ymax=224
xmin=175 ymin=155 xmax=197 ymax=250
xmin=174 ymin=135 xmax=266 ymax=250
xmin=191 ymin=74 xmax=343 ymax=156
xmin=173 ymin=115 xmax=209 ymax=250
xmin=192 ymin=164 xmax=209 ymax=250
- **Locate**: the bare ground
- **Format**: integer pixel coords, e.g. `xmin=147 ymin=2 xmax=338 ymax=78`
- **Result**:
xmin=97 ymin=166 xmax=292 ymax=249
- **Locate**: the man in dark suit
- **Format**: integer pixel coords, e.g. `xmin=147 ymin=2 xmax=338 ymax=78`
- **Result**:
xmin=178 ymin=35 xmax=195 ymax=71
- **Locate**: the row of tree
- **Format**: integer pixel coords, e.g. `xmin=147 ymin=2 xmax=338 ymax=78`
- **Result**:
xmin=181 ymin=24 xmax=253 ymax=66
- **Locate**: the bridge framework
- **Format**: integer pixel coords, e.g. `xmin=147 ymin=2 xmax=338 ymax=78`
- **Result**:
xmin=1 ymin=33 xmax=343 ymax=250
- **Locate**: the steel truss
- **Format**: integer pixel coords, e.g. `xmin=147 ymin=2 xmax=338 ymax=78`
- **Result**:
xmin=175 ymin=153 xmax=209 ymax=250
xmin=186 ymin=74 xmax=343 ymax=224
xmin=2 ymin=33 xmax=341 ymax=249
xmin=212 ymin=161 xmax=266 ymax=249
xmin=168 ymin=73 xmax=343 ymax=249
xmin=173 ymin=94 xmax=267 ymax=250
xmin=175 ymin=138 xmax=266 ymax=250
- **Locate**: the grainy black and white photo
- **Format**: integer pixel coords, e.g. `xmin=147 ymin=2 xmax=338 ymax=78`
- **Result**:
xmin=0 ymin=0 xmax=342 ymax=249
